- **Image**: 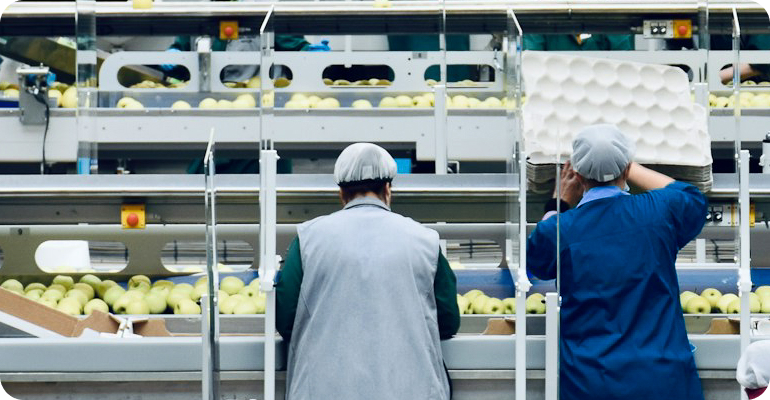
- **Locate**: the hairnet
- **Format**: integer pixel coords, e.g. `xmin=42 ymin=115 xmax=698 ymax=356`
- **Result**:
xmin=737 ymin=340 xmax=770 ymax=389
xmin=334 ymin=143 xmax=397 ymax=185
xmin=571 ymin=124 xmax=634 ymax=183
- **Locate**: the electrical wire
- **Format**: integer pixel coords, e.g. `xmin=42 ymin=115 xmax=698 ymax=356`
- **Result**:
xmin=30 ymin=90 xmax=50 ymax=174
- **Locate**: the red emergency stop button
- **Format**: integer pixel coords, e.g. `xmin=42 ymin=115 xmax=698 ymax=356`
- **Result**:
xmin=224 ymin=26 xmax=234 ymax=37
xmin=220 ymin=21 xmax=239 ymax=40
xmin=126 ymin=213 xmax=139 ymax=227
xmin=678 ymin=25 xmax=688 ymax=36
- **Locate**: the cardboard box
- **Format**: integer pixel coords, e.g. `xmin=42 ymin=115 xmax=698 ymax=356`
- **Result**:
xmin=483 ymin=317 xmax=515 ymax=335
xmin=0 ymin=288 xmax=170 ymax=337
xmin=705 ymin=318 xmax=740 ymax=334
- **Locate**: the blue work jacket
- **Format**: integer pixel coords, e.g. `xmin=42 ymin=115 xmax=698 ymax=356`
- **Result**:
xmin=527 ymin=181 xmax=707 ymax=400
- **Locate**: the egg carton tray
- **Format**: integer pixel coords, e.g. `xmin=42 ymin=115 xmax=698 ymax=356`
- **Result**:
xmin=527 ymin=162 xmax=713 ymax=194
xmin=522 ymin=51 xmax=712 ymax=169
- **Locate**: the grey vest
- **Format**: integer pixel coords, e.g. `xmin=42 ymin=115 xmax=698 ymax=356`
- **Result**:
xmin=287 ymin=197 xmax=449 ymax=400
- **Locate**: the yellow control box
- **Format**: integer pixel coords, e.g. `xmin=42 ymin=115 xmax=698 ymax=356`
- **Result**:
xmin=121 ymin=204 xmax=146 ymax=229
xmin=220 ymin=21 xmax=239 ymax=40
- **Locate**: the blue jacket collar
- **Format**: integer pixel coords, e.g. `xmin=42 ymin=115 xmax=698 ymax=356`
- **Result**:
xmin=343 ymin=196 xmax=391 ymax=212
xmin=576 ymin=185 xmax=629 ymax=208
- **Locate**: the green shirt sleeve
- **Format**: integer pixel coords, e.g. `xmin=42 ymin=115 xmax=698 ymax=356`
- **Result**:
xmin=276 ymin=236 xmax=303 ymax=342
xmin=435 ymin=252 xmax=460 ymax=340
xmin=523 ymin=35 xmax=547 ymax=50
xmin=276 ymin=35 xmax=311 ymax=51
xmin=605 ymin=34 xmax=635 ymax=50
xmin=169 ymin=36 xmax=191 ymax=51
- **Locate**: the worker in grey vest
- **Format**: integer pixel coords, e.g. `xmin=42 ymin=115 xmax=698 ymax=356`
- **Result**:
xmin=277 ymin=143 xmax=460 ymax=400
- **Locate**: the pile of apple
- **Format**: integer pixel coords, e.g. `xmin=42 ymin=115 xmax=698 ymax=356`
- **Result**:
xmin=284 ymin=93 xmax=342 ymax=109
xmin=457 ymin=290 xmax=546 ymax=315
xmin=709 ymin=92 xmax=770 ymax=108
xmin=113 ymin=94 xmax=260 ymax=110
xmin=0 ymin=275 xmax=266 ymax=316
xmin=680 ymin=286 xmax=770 ymax=314
xmin=323 ymin=78 xmax=391 ymax=86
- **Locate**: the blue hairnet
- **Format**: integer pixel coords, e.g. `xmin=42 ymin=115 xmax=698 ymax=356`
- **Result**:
xmin=571 ymin=124 xmax=634 ymax=183
xmin=334 ymin=143 xmax=397 ymax=185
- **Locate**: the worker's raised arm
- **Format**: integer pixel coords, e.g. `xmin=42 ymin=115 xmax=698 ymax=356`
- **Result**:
xmin=276 ymin=237 xmax=304 ymax=342
xmin=435 ymin=252 xmax=460 ymax=340
xmin=627 ymin=162 xmax=674 ymax=191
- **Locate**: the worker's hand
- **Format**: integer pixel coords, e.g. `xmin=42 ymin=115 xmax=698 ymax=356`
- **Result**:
xmin=553 ymin=161 xmax=583 ymax=208
xmin=160 ymin=48 xmax=181 ymax=72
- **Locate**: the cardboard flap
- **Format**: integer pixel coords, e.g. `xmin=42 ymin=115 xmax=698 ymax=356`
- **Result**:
xmin=132 ymin=318 xmax=173 ymax=337
xmin=0 ymin=288 xmax=78 ymax=337
xmin=73 ymin=311 xmax=122 ymax=337
xmin=483 ymin=318 xmax=516 ymax=335
xmin=706 ymin=318 xmax=740 ymax=334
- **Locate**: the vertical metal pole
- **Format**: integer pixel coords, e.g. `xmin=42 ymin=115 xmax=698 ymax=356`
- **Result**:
xmin=545 ymin=293 xmax=559 ymax=400
xmin=202 ymin=130 xmax=220 ymax=400
xmin=696 ymin=239 xmax=706 ymax=264
xmin=197 ymin=37 xmax=213 ymax=93
xmin=75 ymin=0 xmax=98 ymax=174
xmin=434 ymin=0 xmax=448 ymax=175
xmin=259 ymin=7 xmax=277 ymax=400
xmin=506 ymin=9 xmax=527 ymax=400
xmin=739 ymin=149 xmax=751 ymax=369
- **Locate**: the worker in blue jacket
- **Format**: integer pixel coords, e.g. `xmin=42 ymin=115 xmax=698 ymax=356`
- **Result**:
xmin=527 ymin=124 xmax=707 ymax=400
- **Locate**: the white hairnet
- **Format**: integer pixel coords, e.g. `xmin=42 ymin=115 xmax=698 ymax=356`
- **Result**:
xmin=737 ymin=340 xmax=770 ymax=389
xmin=334 ymin=143 xmax=397 ymax=185
xmin=571 ymin=124 xmax=634 ymax=183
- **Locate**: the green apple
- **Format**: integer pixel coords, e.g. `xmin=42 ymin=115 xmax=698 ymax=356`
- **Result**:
xmin=52 ymin=275 xmax=74 ymax=290
xmin=125 ymin=299 xmax=150 ymax=315
xmin=463 ymin=290 xmax=484 ymax=301
xmin=26 ymin=288 xmax=44 ymax=298
xmin=680 ymin=291 xmax=698 ymax=311
xmin=191 ymin=285 xmax=207 ymax=302
xmin=97 ymin=280 xmax=118 ymax=298
xmin=47 ymin=283 xmax=67 ymax=295
xmin=144 ymin=292 xmax=167 ymax=314
xmin=112 ymin=294 xmax=134 ymax=314
xmin=42 ymin=289 xmax=64 ymax=302
xmin=456 ymin=295 xmax=470 ymax=315
xmin=84 ymin=299 xmax=109 ymax=315
xmin=502 ymin=298 xmax=516 ymax=314
xmin=761 ymin=297 xmax=770 ymax=313
xmin=750 ymin=293 xmax=762 ymax=313
xmin=149 ymin=286 xmax=170 ymax=299
xmin=526 ymin=293 xmax=546 ymax=314
xmin=103 ymin=286 xmax=126 ymax=306
xmin=72 ymin=283 xmax=95 ymax=300
xmin=65 ymin=289 xmax=89 ymax=307
xmin=700 ymin=288 xmax=722 ymax=310
xmin=755 ymin=286 xmax=770 ymax=298
xmin=717 ymin=293 xmax=739 ymax=313
xmin=195 ymin=277 xmax=208 ymax=288
xmin=233 ymin=299 xmax=258 ymax=314
xmin=25 ymin=282 xmax=47 ymax=293
xmin=79 ymin=274 xmax=102 ymax=290
xmin=128 ymin=275 xmax=151 ymax=289
xmin=238 ymin=285 xmax=263 ymax=300
xmin=727 ymin=298 xmax=742 ymax=314
xmin=483 ymin=298 xmax=505 ymax=314
xmin=152 ymin=279 xmax=175 ymax=289
xmin=253 ymin=296 xmax=266 ymax=314
xmin=684 ymin=296 xmax=711 ymax=314
xmin=25 ymin=291 xmax=41 ymax=301
xmin=39 ymin=297 xmax=58 ymax=308
xmin=220 ymin=276 xmax=245 ymax=295
xmin=124 ymin=289 xmax=146 ymax=301
xmin=172 ymin=283 xmax=194 ymax=295
xmin=56 ymin=297 xmax=82 ymax=315
xmin=166 ymin=290 xmax=190 ymax=309
xmin=175 ymin=298 xmax=201 ymax=315
xmin=220 ymin=294 xmax=246 ymax=314
xmin=471 ymin=295 xmax=490 ymax=314
xmin=1 ymin=279 xmax=24 ymax=294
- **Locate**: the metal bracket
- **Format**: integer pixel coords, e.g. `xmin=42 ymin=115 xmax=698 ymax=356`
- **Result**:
xmin=16 ymin=65 xmax=50 ymax=125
